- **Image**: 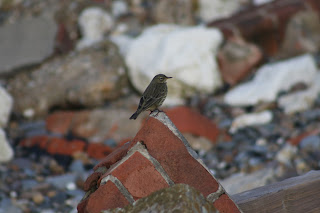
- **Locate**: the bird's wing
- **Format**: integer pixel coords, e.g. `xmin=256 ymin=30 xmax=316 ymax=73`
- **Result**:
xmin=139 ymin=83 xmax=166 ymax=111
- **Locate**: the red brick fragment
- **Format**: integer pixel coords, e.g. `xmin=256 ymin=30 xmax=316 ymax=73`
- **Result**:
xmin=19 ymin=135 xmax=50 ymax=149
xmin=46 ymin=111 xmax=75 ymax=134
xmin=46 ymin=137 xmax=86 ymax=156
xmin=213 ymin=194 xmax=241 ymax=213
xmin=81 ymin=181 xmax=130 ymax=213
xmin=87 ymin=143 xmax=114 ymax=160
xmin=166 ymin=106 xmax=220 ymax=143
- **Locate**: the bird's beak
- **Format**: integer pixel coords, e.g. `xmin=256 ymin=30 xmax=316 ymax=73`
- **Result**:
xmin=166 ymin=76 xmax=173 ymax=79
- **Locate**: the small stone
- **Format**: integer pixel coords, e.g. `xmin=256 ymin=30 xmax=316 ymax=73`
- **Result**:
xmin=276 ymin=144 xmax=297 ymax=166
xmin=77 ymin=7 xmax=114 ymax=49
xmin=198 ymin=0 xmax=241 ymax=22
xmin=111 ymin=0 xmax=128 ymax=18
xmin=230 ymin=111 xmax=273 ymax=133
xmin=32 ymin=192 xmax=44 ymax=205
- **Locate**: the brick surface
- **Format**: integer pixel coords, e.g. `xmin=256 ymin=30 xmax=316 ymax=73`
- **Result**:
xmin=102 ymin=152 xmax=169 ymax=199
xmin=78 ymin=112 xmax=241 ymax=213
xmin=208 ymin=0 xmax=320 ymax=57
xmin=131 ymin=117 xmax=219 ymax=197
xmin=213 ymin=193 xmax=241 ymax=213
xmin=94 ymin=141 xmax=131 ymax=170
xmin=218 ymin=36 xmax=262 ymax=85
xmin=87 ymin=143 xmax=114 ymax=159
xmin=47 ymin=138 xmax=86 ymax=155
xmin=79 ymin=181 xmax=130 ymax=213
xmin=46 ymin=111 xmax=75 ymax=134
xmin=166 ymin=106 xmax=220 ymax=143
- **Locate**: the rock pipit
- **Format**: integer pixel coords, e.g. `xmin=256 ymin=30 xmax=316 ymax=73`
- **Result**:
xmin=130 ymin=74 xmax=172 ymax=120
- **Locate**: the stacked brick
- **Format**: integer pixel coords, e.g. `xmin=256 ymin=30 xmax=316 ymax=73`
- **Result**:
xmin=208 ymin=0 xmax=320 ymax=57
xmin=77 ymin=111 xmax=242 ymax=213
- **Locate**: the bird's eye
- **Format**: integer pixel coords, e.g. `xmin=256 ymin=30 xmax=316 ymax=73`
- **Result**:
xmin=160 ymin=77 xmax=163 ymax=80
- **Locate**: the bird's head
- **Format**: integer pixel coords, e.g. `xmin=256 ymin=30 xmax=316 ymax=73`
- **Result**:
xmin=153 ymin=74 xmax=172 ymax=83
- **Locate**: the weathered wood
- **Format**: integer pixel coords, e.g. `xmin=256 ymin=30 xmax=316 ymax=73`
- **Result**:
xmin=232 ymin=170 xmax=320 ymax=213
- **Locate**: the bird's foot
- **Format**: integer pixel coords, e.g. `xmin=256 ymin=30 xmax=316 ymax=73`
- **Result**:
xmin=150 ymin=109 xmax=162 ymax=117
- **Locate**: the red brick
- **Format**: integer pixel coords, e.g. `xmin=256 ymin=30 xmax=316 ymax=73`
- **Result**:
xmin=19 ymin=135 xmax=49 ymax=148
xmin=87 ymin=143 xmax=114 ymax=159
xmin=82 ymin=181 xmax=130 ymax=213
xmin=46 ymin=111 xmax=75 ymax=134
xmin=288 ymin=129 xmax=320 ymax=146
xmin=102 ymin=152 xmax=169 ymax=199
xmin=218 ymin=36 xmax=262 ymax=85
xmin=46 ymin=138 xmax=86 ymax=155
xmin=131 ymin=117 xmax=219 ymax=197
xmin=71 ymin=111 xmax=96 ymax=139
xmin=166 ymin=106 xmax=220 ymax=143
xmin=94 ymin=141 xmax=131 ymax=171
xmin=213 ymin=194 xmax=241 ymax=213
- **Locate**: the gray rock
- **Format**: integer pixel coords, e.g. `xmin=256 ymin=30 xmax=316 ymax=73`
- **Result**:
xmin=46 ymin=174 xmax=76 ymax=189
xmin=299 ymin=135 xmax=320 ymax=151
xmin=104 ymin=184 xmax=217 ymax=213
xmin=69 ymin=160 xmax=85 ymax=174
xmin=0 ymin=14 xmax=57 ymax=75
xmin=8 ymin=41 xmax=128 ymax=117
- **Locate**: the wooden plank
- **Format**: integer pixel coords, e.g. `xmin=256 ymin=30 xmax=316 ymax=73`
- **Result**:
xmin=231 ymin=170 xmax=320 ymax=213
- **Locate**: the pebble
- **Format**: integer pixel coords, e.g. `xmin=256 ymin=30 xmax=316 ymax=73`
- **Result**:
xmin=32 ymin=192 xmax=44 ymax=205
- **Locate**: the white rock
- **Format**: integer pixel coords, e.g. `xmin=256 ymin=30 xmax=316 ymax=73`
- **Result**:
xmin=253 ymin=0 xmax=274 ymax=6
xmin=77 ymin=7 xmax=114 ymax=50
xmin=278 ymin=72 xmax=320 ymax=114
xmin=0 ymin=86 xmax=13 ymax=127
xmin=198 ymin=0 xmax=241 ymax=22
xmin=126 ymin=24 xmax=223 ymax=105
xmin=276 ymin=143 xmax=297 ymax=166
xmin=111 ymin=0 xmax=128 ymax=17
xmin=230 ymin=110 xmax=273 ymax=133
xmin=224 ymin=54 xmax=318 ymax=106
xmin=109 ymin=34 xmax=133 ymax=57
xmin=0 ymin=129 xmax=14 ymax=162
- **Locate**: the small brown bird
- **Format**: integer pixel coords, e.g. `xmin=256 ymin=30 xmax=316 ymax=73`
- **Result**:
xmin=130 ymin=74 xmax=172 ymax=120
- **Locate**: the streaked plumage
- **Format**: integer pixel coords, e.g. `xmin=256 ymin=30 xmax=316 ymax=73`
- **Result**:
xmin=130 ymin=74 xmax=172 ymax=120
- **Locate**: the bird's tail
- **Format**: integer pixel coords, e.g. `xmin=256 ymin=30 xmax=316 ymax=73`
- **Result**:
xmin=129 ymin=111 xmax=140 ymax=120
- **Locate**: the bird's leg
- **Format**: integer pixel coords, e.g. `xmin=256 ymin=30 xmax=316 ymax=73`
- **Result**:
xmin=150 ymin=109 xmax=162 ymax=117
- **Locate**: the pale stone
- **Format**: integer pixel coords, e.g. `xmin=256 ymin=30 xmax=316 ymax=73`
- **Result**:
xmin=198 ymin=0 xmax=241 ymax=22
xmin=230 ymin=111 xmax=273 ymax=133
xmin=126 ymin=24 xmax=223 ymax=105
xmin=0 ymin=86 xmax=13 ymax=127
xmin=278 ymin=72 xmax=320 ymax=114
xmin=276 ymin=144 xmax=297 ymax=166
xmin=224 ymin=54 xmax=318 ymax=106
xmin=0 ymin=129 xmax=14 ymax=163
xmin=77 ymin=7 xmax=114 ymax=49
